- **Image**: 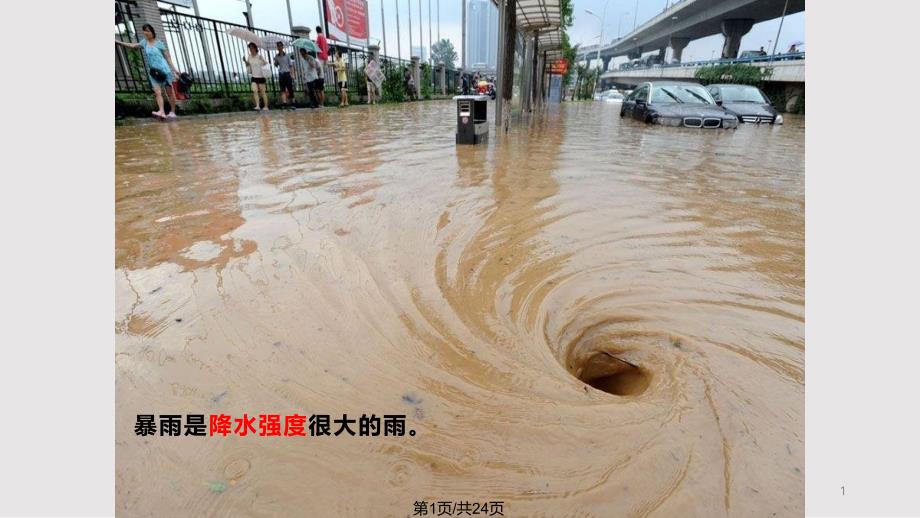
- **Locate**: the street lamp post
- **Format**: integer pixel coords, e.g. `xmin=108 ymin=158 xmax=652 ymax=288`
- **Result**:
xmin=768 ymin=0 xmax=790 ymax=67
xmin=633 ymin=0 xmax=639 ymax=31
xmin=772 ymin=0 xmax=790 ymax=56
xmin=585 ymin=2 xmax=609 ymax=98
xmin=396 ymin=0 xmax=402 ymax=61
xmin=285 ymin=0 xmax=293 ymax=33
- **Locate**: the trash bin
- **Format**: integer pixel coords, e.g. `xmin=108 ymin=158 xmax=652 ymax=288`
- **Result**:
xmin=454 ymin=94 xmax=489 ymax=145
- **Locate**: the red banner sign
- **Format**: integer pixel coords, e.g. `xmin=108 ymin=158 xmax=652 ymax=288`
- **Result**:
xmin=324 ymin=0 xmax=369 ymax=41
xmin=549 ymin=59 xmax=568 ymax=75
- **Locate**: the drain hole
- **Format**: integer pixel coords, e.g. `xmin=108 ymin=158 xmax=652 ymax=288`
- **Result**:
xmin=576 ymin=352 xmax=651 ymax=397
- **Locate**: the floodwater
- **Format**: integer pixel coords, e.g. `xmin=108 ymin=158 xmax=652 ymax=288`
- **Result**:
xmin=115 ymin=101 xmax=804 ymax=517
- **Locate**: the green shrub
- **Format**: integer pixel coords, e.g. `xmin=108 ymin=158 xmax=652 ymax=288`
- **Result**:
xmin=421 ymin=64 xmax=433 ymax=100
xmin=694 ymin=64 xmax=773 ymax=86
xmin=381 ymin=66 xmax=407 ymax=103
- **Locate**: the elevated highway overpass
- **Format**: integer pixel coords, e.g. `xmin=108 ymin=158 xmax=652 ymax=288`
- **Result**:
xmin=576 ymin=0 xmax=805 ymax=70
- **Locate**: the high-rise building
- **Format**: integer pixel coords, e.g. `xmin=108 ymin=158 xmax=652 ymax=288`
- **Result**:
xmin=466 ymin=0 xmax=498 ymax=71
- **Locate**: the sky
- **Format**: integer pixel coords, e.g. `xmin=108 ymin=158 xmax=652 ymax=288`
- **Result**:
xmin=161 ymin=0 xmax=804 ymax=66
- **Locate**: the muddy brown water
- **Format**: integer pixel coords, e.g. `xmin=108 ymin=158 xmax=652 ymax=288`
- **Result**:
xmin=115 ymin=101 xmax=804 ymax=517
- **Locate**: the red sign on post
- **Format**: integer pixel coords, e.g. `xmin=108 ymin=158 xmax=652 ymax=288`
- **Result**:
xmin=549 ymin=59 xmax=568 ymax=75
xmin=325 ymin=0 xmax=369 ymax=41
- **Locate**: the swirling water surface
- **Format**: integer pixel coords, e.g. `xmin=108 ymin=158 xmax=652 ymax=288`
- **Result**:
xmin=115 ymin=101 xmax=804 ymax=517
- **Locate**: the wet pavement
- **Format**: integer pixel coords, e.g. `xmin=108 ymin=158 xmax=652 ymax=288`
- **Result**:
xmin=115 ymin=101 xmax=804 ymax=516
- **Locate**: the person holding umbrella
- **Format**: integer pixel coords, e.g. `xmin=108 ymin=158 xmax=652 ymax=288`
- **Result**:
xmin=243 ymin=42 xmax=270 ymax=110
xmin=298 ymin=48 xmax=320 ymax=108
xmin=293 ymin=38 xmax=321 ymax=108
xmin=115 ymin=24 xmax=181 ymax=119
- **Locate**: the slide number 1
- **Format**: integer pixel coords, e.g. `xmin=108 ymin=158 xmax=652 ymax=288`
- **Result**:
xmin=841 ymin=486 xmax=845 ymax=496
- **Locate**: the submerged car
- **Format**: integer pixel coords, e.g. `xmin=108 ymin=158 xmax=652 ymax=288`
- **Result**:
xmin=620 ymin=81 xmax=739 ymax=129
xmin=594 ymin=89 xmax=619 ymax=101
xmin=603 ymin=91 xmax=625 ymax=103
xmin=707 ymin=84 xmax=783 ymax=124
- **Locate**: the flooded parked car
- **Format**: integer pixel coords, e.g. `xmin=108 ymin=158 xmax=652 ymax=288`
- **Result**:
xmin=620 ymin=81 xmax=739 ymax=129
xmin=708 ymin=84 xmax=784 ymax=124
xmin=603 ymin=91 xmax=625 ymax=103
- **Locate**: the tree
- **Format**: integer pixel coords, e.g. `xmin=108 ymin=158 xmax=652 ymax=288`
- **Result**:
xmin=561 ymin=32 xmax=578 ymax=91
xmin=559 ymin=0 xmax=577 ymax=98
xmin=431 ymin=39 xmax=458 ymax=68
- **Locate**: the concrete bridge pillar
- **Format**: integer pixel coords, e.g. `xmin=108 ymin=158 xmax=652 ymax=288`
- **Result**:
xmin=411 ymin=56 xmax=421 ymax=98
xmin=436 ymin=62 xmax=446 ymax=95
xmin=657 ymin=47 xmax=666 ymax=62
xmin=669 ymin=37 xmax=690 ymax=62
xmin=627 ymin=48 xmax=642 ymax=60
xmin=602 ymin=56 xmax=612 ymax=72
xmin=292 ymin=26 xmax=312 ymax=39
xmin=535 ymin=52 xmax=545 ymax=107
xmin=720 ymin=18 xmax=754 ymax=59
xmin=521 ymin=32 xmax=535 ymax=112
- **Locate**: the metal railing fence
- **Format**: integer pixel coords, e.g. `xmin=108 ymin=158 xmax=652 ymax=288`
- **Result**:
xmin=115 ymin=1 xmax=460 ymax=101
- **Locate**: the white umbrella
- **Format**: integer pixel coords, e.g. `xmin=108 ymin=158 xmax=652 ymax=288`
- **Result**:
xmin=226 ymin=27 xmax=262 ymax=47
xmin=259 ymin=34 xmax=291 ymax=49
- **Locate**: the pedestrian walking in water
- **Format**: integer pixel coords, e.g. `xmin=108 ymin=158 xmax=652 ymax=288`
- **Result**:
xmin=115 ymin=24 xmax=181 ymax=119
xmin=274 ymin=41 xmax=295 ymax=110
xmin=461 ymin=72 xmax=470 ymax=95
xmin=244 ymin=42 xmax=270 ymax=110
xmin=315 ymin=26 xmax=329 ymax=107
xmin=299 ymin=48 xmax=320 ymax=108
xmin=333 ymin=50 xmax=349 ymax=107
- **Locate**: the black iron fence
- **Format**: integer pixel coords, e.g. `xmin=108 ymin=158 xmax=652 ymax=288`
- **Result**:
xmin=115 ymin=1 xmax=459 ymax=102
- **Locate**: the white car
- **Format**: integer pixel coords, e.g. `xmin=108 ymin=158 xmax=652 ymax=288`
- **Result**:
xmin=603 ymin=91 xmax=625 ymax=103
xmin=594 ymin=89 xmax=620 ymax=101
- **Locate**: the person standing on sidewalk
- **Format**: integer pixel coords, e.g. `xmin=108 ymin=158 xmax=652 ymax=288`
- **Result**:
xmin=404 ymin=67 xmax=416 ymax=101
xmin=274 ymin=41 xmax=295 ymax=110
xmin=315 ymin=26 xmax=329 ymax=107
xmin=299 ymin=48 xmax=320 ymax=108
xmin=115 ymin=23 xmax=181 ymax=119
xmin=244 ymin=42 xmax=270 ymax=110
xmin=333 ymin=50 xmax=349 ymax=107
xmin=365 ymin=61 xmax=378 ymax=105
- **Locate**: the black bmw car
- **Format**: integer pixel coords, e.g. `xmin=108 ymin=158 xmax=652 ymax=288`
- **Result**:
xmin=707 ymin=84 xmax=784 ymax=124
xmin=620 ymin=81 xmax=739 ymax=129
